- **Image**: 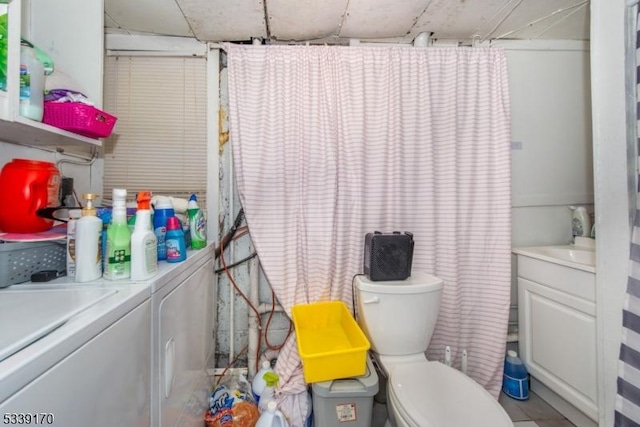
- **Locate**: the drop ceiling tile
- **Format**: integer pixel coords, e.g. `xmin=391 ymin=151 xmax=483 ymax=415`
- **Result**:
xmin=339 ymin=0 xmax=429 ymax=39
xmin=268 ymin=0 xmax=348 ymax=41
xmin=177 ymin=0 xmax=267 ymax=42
xmin=105 ymin=0 xmax=194 ymax=37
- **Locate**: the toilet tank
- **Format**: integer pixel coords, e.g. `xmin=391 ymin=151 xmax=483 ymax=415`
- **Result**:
xmin=355 ymin=272 xmax=443 ymax=356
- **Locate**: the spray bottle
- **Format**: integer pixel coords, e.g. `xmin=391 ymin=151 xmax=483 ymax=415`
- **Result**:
xmin=131 ymin=191 xmax=158 ymax=280
xmin=104 ymin=189 xmax=131 ymax=280
xmin=187 ymin=194 xmax=207 ymax=250
xmin=74 ymin=193 xmax=102 ymax=282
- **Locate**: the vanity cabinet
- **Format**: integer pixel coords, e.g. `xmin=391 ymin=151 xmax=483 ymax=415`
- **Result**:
xmin=516 ymin=253 xmax=597 ymax=421
xmin=0 ymin=0 xmax=103 ymax=147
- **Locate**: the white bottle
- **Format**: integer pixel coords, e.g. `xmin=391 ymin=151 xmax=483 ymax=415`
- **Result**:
xmin=570 ymin=206 xmax=591 ymax=239
xmin=252 ymin=361 xmax=275 ymax=401
xmin=75 ymin=194 xmax=103 ymax=282
xmin=66 ymin=209 xmax=82 ymax=278
xmin=131 ymin=191 xmax=158 ymax=280
xmin=256 ymin=400 xmax=289 ymax=427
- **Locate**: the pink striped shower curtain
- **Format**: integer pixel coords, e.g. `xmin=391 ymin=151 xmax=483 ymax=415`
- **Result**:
xmin=225 ymin=44 xmax=512 ymax=425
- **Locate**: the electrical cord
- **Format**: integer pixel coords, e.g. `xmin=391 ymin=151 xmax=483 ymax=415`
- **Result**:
xmin=264 ymin=288 xmax=293 ymax=351
xmin=351 ymin=273 xmax=365 ymax=319
xmin=214 ymin=252 xmax=257 ymax=274
xmin=214 ymin=208 xmax=245 ymax=259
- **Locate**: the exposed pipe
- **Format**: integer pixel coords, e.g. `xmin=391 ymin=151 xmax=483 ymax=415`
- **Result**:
xmin=258 ymin=302 xmax=284 ymax=315
xmin=260 ymin=348 xmax=281 ymax=367
xmin=248 ymin=256 xmax=261 ymax=378
xmin=413 ymin=32 xmax=431 ymax=47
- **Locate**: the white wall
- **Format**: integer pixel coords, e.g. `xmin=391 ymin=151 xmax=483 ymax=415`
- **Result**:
xmin=504 ymin=41 xmax=593 ymax=248
xmin=591 ymin=1 xmax=630 ymax=426
xmin=0 ymin=142 xmax=102 ymax=203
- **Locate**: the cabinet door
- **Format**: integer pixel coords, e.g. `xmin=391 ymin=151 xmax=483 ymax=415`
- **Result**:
xmin=518 ymin=277 xmax=597 ymax=420
xmin=158 ymin=259 xmax=214 ymax=427
xmin=0 ymin=301 xmax=151 ymax=427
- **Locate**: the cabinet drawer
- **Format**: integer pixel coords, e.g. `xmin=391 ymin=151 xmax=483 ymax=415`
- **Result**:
xmin=517 ymin=255 xmax=595 ymax=302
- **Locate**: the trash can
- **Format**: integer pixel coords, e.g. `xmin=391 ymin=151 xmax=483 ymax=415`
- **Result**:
xmin=311 ymin=355 xmax=379 ymax=427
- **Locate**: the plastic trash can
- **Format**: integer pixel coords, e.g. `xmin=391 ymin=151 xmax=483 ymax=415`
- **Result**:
xmin=311 ymin=355 xmax=379 ymax=426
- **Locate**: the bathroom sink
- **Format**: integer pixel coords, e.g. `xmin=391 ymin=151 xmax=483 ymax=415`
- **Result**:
xmin=530 ymin=246 xmax=595 ymax=266
xmin=512 ymin=244 xmax=595 ymax=273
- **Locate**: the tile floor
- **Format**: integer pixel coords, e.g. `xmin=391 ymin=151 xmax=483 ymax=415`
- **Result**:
xmin=369 ymin=389 xmax=576 ymax=427
xmin=499 ymin=391 xmax=576 ymax=427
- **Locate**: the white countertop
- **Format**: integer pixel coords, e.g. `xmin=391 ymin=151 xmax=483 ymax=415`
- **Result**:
xmin=512 ymin=243 xmax=596 ymax=274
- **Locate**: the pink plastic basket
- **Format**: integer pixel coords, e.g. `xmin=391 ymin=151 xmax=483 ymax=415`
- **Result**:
xmin=43 ymin=102 xmax=117 ymax=138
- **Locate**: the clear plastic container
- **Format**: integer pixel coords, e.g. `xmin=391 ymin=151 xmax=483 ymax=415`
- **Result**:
xmin=502 ymin=350 xmax=529 ymax=400
xmin=19 ymin=44 xmax=44 ymax=121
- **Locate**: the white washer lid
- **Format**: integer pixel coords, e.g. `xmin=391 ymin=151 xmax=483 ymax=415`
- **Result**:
xmin=356 ymin=271 xmax=443 ymax=294
xmin=388 ymin=361 xmax=512 ymax=427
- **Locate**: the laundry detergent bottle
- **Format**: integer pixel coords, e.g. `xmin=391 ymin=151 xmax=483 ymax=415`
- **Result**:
xmin=153 ymin=196 xmax=174 ymax=260
xmin=256 ymin=400 xmax=289 ymax=427
xmin=252 ymin=361 xmax=275 ymax=402
xmin=502 ymin=350 xmax=529 ymax=400
xmin=104 ymin=189 xmax=131 ymax=280
xmin=165 ymin=216 xmax=186 ymax=263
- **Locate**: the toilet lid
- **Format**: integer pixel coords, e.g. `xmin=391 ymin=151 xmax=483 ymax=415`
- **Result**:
xmin=388 ymin=361 xmax=512 ymax=427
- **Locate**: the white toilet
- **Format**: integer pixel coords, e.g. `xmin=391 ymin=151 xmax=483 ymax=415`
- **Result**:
xmin=355 ymin=272 xmax=513 ymax=427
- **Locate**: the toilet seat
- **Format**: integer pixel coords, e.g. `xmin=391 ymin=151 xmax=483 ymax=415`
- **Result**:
xmin=387 ymin=361 xmax=512 ymax=427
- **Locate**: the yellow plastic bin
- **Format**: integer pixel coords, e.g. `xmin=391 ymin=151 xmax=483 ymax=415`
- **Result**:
xmin=292 ymin=301 xmax=370 ymax=383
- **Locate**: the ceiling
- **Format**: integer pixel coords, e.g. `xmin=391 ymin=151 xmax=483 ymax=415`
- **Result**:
xmin=104 ymin=0 xmax=590 ymax=45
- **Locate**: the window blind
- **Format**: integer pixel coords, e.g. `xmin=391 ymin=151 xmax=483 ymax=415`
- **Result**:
xmin=102 ymin=56 xmax=207 ymax=205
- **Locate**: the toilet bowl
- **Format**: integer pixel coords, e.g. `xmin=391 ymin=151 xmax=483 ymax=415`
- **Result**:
xmin=355 ymin=273 xmax=512 ymax=427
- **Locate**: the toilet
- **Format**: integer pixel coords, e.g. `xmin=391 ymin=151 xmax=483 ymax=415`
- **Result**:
xmin=354 ymin=272 xmax=513 ymax=427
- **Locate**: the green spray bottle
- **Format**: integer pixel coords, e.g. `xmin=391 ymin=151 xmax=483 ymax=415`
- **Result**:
xmin=104 ymin=188 xmax=131 ymax=280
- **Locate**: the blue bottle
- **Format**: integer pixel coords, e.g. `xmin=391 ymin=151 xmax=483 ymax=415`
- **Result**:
xmin=165 ymin=216 xmax=186 ymax=263
xmin=153 ymin=197 xmax=174 ymax=261
xmin=503 ymin=350 xmax=529 ymax=400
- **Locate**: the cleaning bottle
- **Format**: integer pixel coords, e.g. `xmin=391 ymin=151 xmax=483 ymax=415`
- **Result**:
xmin=131 ymin=191 xmax=158 ymax=280
xmin=256 ymin=400 xmax=289 ymax=427
xmin=502 ymin=350 xmax=529 ymax=400
xmin=104 ymin=188 xmax=131 ymax=280
xmin=252 ymin=361 xmax=275 ymax=402
xmin=258 ymin=371 xmax=280 ymax=413
xmin=165 ymin=216 xmax=186 ymax=263
xmin=187 ymin=194 xmax=207 ymax=249
xmin=66 ymin=209 xmax=82 ymax=278
xmin=74 ymin=194 xmax=102 ymax=282
xmin=153 ymin=196 xmax=174 ymax=261
xmin=570 ymin=206 xmax=591 ymax=240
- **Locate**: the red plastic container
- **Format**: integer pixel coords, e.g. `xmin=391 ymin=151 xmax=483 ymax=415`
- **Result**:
xmin=0 ymin=159 xmax=61 ymax=233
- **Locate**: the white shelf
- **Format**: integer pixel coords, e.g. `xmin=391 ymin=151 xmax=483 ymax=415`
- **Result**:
xmin=0 ymin=0 xmax=104 ymax=149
